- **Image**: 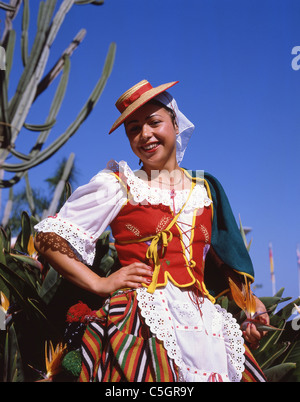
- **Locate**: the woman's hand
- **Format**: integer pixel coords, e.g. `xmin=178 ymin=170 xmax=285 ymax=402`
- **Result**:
xmin=243 ymin=296 xmax=270 ymax=349
xmin=98 ymin=262 xmax=153 ymax=297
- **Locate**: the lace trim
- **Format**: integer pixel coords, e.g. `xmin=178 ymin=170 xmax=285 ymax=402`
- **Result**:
xmin=34 ymin=215 xmax=96 ymax=266
xmin=136 ymin=287 xmax=184 ymax=369
xmin=136 ymin=287 xmax=245 ymax=382
xmin=214 ymin=304 xmax=245 ymax=382
xmin=108 ymin=160 xmax=212 ymax=211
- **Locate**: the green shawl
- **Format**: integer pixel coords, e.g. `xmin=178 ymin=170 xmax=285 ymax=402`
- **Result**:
xmin=188 ymin=170 xmax=254 ymax=298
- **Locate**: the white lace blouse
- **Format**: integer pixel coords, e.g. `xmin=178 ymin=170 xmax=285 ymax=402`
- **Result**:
xmin=34 ymin=160 xmax=245 ymax=382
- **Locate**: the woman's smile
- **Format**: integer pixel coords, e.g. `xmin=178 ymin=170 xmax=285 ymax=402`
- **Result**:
xmin=140 ymin=141 xmax=161 ymax=153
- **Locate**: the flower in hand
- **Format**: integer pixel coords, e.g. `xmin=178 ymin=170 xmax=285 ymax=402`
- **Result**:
xmin=228 ymin=275 xmax=274 ymax=349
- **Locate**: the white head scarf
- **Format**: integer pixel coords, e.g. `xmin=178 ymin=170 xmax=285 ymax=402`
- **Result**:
xmin=154 ymin=91 xmax=195 ymax=165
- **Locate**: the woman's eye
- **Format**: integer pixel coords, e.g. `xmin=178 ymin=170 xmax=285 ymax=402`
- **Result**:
xmin=150 ymin=120 xmax=161 ymax=126
xmin=128 ymin=125 xmax=140 ymax=133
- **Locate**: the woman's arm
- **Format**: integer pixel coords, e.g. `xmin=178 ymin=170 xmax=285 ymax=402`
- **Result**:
xmin=34 ymin=232 xmax=153 ymax=298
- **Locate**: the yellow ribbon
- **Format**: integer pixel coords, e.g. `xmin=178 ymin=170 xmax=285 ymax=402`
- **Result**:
xmin=117 ymin=180 xmax=197 ymax=293
xmin=145 ymin=229 xmax=173 ymax=293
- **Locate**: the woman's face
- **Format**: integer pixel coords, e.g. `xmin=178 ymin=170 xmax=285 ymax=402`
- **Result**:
xmin=125 ymin=102 xmax=179 ymax=172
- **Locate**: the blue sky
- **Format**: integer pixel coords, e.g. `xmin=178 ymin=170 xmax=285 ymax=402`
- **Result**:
xmin=1 ymin=0 xmax=300 ymax=301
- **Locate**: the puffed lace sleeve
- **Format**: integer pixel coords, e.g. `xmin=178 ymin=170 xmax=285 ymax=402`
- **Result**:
xmin=34 ymin=170 xmax=127 ymax=265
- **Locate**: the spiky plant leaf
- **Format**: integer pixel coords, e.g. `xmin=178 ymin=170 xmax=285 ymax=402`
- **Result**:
xmin=264 ymin=363 xmax=296 ymax=382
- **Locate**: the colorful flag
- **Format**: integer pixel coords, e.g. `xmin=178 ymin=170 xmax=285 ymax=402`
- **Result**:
xmin=297 ymin=245 xmax=300 ymax=297
xmin=297 ymin=245 xmax=300 ymax=265
xmin=269 ymin=243 xmax=276 ymax=295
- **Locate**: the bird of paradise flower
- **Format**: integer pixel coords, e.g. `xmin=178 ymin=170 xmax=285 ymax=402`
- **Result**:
xmin=29 ymin=341 xmax=67 ymax=381
xmin=0 ymin=291 xmax=9 ymax=315
xmin=228 ymin=275 xmax=281 ymax=332
xmin=9 ymin=235 xmax=43 ymax=271
xmin=44 ymin=341 xmax=66 ymax=380
xmin=0 ymin=291 xmax=10 ymax=328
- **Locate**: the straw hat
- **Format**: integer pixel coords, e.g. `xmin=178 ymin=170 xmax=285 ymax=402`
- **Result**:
xmin=109 ymin=80 xmax=179 ymax=134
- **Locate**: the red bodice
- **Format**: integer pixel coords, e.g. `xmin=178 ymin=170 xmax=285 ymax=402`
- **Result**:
xmin=110 ymin=176 xmax=213 ymax=296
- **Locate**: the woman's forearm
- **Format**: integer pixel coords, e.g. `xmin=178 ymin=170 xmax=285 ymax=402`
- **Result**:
xmin=34 ymin=232 xmax=108 ymax=296
xmin=34 ymin=232 xmax=153 ymax=297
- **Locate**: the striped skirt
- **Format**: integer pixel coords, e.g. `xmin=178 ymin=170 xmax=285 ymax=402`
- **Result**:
xmin=79 ymin=290 xmax=266 ymax=382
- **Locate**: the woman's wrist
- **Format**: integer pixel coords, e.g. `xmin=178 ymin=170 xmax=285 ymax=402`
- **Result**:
xmin=91 ymin=276 xmax=112 ymax=298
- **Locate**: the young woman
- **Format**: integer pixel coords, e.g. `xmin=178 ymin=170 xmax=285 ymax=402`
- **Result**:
xmin=34 ymin=80 xmax=269 ymax=382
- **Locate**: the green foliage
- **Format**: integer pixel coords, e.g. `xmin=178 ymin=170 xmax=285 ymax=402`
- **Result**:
xmin=0 ymin=207 xmax=117 ymax=381
xmin=255 ymin=289 xmax=300 ymax=382
xmin=217 ymin=289 xmax=300 ymax=382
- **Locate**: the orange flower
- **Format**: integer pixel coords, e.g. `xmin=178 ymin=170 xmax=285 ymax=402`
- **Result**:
xmin=228 ymin=275 xmax=256 ymax=318
xmin=0 ymin=291 xmax=9 ymax=314
xmin=44 ymin=341 xmax=67 ymax=380
xmin=229 ymin=275 xmax=283 ymax=333
xmin=27 ymin=235 xmax=37 ymax=258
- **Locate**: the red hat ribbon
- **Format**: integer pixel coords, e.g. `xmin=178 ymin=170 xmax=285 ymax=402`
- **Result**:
xmin=117 ymin=82 xmax=153 ymax=112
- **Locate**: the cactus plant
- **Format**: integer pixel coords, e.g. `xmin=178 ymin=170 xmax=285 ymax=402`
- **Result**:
xmin=0 ymin=0 xmax=116 ymax=190
xmin=1 ymin=152 xmax=76 ymax=231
